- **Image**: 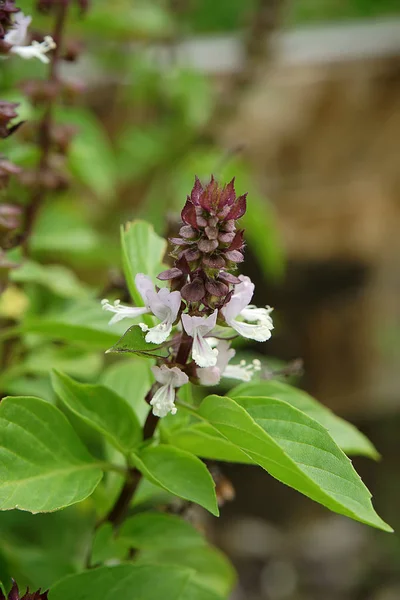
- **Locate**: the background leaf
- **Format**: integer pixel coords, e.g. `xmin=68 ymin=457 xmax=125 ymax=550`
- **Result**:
xmin=120 ymin=220 xmax=167 ymax=306
xmin=51 ymin=370 xmax=142 ymax=454
xmin=50 ymin=564 xmax=223 ymax=600
xmin=0 ymin=397 xmax=103 ymax=512
xmin=100 ymin=359 xmax=152 ymax=425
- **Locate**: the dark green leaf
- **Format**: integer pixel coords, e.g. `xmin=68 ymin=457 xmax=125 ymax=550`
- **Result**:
xmin=0 ymin=397 xmax=103 ymax=512
xmin=51 ymin=371 xmax=142 ymax=454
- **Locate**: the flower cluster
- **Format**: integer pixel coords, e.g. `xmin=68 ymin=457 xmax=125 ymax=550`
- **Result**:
xmin=1 ymin=10 xmax=55 ymax=63
xmin=103 ymin=176 xmax=274 ymax=417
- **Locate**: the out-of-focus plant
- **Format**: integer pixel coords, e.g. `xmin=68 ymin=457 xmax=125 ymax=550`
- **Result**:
xmin=0 ymin=1 xmax=393 ymax=599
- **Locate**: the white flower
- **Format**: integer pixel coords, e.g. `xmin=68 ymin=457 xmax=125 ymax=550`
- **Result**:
xmin=197 ymin=340 xmax=262 ymax=385
xmin=221 ymin=275 xmax=274 ymax=342
xmin=5 ymin=13 xmax=56 ymax=64
xmin=181 ymin=310 xmax=218 ymax=368
xmin=102 ymin=273 xmax=181 ymax=344
xmin=150 ymin=365 xmax=188 ymax=417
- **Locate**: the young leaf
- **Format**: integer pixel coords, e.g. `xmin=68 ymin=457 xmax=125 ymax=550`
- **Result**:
xmin=197 ymin=395 xmax=392 ymax=532
xmin=106 ymin=325 xmax=168 ymax=358
xmin=230 ymin=380 xmax=379 ymax=459
xmin=121 ymin=220 xmax=167 ymax=306
xmin=51 ymin=370 xmax=142 ymax=454
xmin=50 ymin=565 xmax=223 ymax=600
xmin=118 ymin=512 xmax=206 ymax=551
xmin=0 ymin=397 xmax=103 ymax=512
xmin=132 ymin=445 xmax=219 ymax=517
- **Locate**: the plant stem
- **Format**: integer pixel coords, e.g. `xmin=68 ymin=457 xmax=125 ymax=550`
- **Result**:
xmin=22 ymin=0 xmax=69 ymax=252
xmin=104 ymin=390 xmax=159 ymax=528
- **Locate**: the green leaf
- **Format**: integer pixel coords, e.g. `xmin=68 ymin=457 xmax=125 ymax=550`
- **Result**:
xmin=162 ymin=421 xmax=252 ymax=463
xmin=56 ymin=107 xmax=117 ymax=203
xmin=132 ymin=445 xmax=219 ymax=517
xmin=119 ymin=512 xmax=206 ymax=551
xmin=230 ymin=380 xmax=379 ymax=459
xmin=136 ymin=545 xmax=235 ymax=598
xmin=120 ymin=220 xmax=167 ymax=306
xmin=10 ymin=260 xmax=91 ymax=299
xmin=197 ymin=395 xmax=392 ymax=532
xmin=51 ymin=371 xmax=142 ymax=454
xmin=50 ymin=564 xmax=223 ymax=600
xmin=21 ymin=299 xmax=126 ymax=350
xmin=100 ymin=359 xmax=152 ymax=425
xmin=91 ymin=523 xmax=127 ymax=566
xmin=106 ymin=325 xmax=169 ymax=358
xmin=0 ymin=397 xmax=103 ymax=512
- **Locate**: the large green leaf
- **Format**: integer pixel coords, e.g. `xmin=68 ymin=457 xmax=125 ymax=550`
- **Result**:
xmin=0 ymin=397 xmax=103 ymax=512
xmin=51 ymin=371 xmax=142 ymax=454
xmin=132 ymin=445 xmax=219 ymax=516
xmin=50 ymin=564 xmax=223 ymax=600
xmin=230 ymin=380 xmax=379 ymax=459
xmin=119 ymin=512 xmax=206 ymax=551
xmin=197 ymin=395 xmax=392 ymax=531
xmin=100 ymin=359 xmax=152 ymax=425
xmin=106 ymin=325 xmax=169 ymax=359
xmin=120 ymin=220 xmax=167 ymax=306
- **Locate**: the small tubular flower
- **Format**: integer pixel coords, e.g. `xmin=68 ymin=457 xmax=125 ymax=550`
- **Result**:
xmin=197 ymin=340 xmax=262 ymax=385
xmin=221 ymin=275 xmax=274 ymax=342
xmin=150 ymin=365 xmax=188 ymax=417
xmin=181 ymin=310 xmax=218 ymax=368
xmin=4 ymin=12 xmax=55 ymax=63
xmin=102 ymin=273 xmax=181 ymax=344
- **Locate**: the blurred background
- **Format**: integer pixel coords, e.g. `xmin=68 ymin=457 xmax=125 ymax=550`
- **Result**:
xmin=1 ymin=1 xmax=400 ymax=598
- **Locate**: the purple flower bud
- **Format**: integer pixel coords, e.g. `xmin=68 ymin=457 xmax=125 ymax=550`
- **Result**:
xmin=181 ymin=277 xmax=205 ymax=302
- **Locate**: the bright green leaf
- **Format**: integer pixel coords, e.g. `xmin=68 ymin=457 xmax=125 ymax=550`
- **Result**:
xmin=132 ymin=445 xmax=219 ymax=517
xmin=51 ymin=371 xmax=142 ymax=454
xmin=197 ymin=395 xmax=392 ymax=532
xmin=230 ymin=380 xmax=379 ymax=459
xmin=0 ymin=397 xmax=103 ymax=512
xmin=120 ymin=220 xmax=167 ymax=305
